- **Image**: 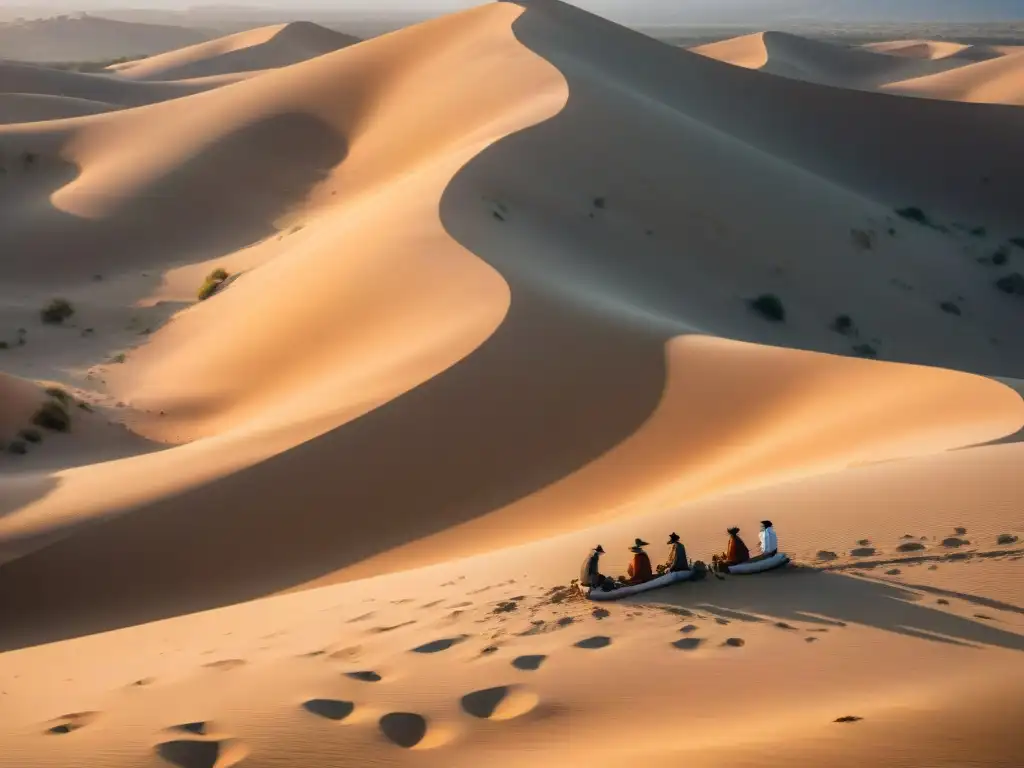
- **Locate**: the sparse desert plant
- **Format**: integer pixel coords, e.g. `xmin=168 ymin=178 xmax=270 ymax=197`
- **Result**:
xmin=992 ymin=248 xmax=1009 ymax=266
xmin=939 ymin=301 xmax=961 ymax=316
xmin=198 ymin=268 xmax=230 ymax=301
xmin=831 ymin=314 xmax=856 ymax=335
xmin=895 ymin=206 xmax=929 ymax=225
xmin=31 ymin=400 xmax=70 ymax=432
xmin=111 ymin=352 xmax=127 ymax=364
xmin=852 ymin=343 xmax=878 ymax=358
xmin=748 ymin=293 xmax=785 ymax=322
xmin=40 ymin=298 xmax=74 ymax=324
xmin=44 ymin=386 xmax=70 ymax=404
xmin=19 ymin=428 xmax=42 ymax=443
xmin=7 ymin=440 xmax=27 ymax=455
xmin=995 ymin=273 xmax=1024 ymax=296
xmin=850 ymin=229 xmax=874 ymax=251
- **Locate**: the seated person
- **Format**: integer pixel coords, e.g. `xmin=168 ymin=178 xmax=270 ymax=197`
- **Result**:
xmin=580 ymin=544 xmax=612 ymax=590
xmin=665 ymin=532 xmax=689 ymax=573
xmin=627 ymin=538 xmax=654 ymax=584
xmin=752 ymin=519 xmax=778 ymax=560
xmin=711 ymin=527 xmax=750 ymax=571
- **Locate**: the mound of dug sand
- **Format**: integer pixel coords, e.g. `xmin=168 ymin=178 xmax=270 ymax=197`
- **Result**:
xmin=110 ymin=22 xmax=360 ymax=81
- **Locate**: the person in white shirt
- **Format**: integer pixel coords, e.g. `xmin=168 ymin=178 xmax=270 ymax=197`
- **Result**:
xmin=758 ymin=520 xmax=779 ymax=558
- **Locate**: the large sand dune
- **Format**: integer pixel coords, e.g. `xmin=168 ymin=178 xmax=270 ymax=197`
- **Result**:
xmin=0 ymin=1 xmax=1021 ymax=766
xmin=695 ymin=30 xmax=1024 ymax=105
xmin=110 ymin=22 xmax=361 ymax=81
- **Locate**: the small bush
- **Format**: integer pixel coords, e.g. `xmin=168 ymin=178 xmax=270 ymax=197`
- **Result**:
xmin=992 ymin=248 xmax=1009 ymax=266
xmin=852 ymin=343 xmax=878 ymax=358
xmin=40 ymin=298 xmax=74 ymax=324
xmin=198 ymin=268 xmax=230 ymax=301
xmin=831 ymin=314 xmax=855 ymax=335
xmin=31 ymin=400 xmax=70 ymax=432
xmin=749 ymin=293 xmax=785 ymax=322
xmin=895 ymin=206 xmax=929 ymax=225
xmin=111 ymin=353 xmax=126 ymax=364
xmin=7 ymin=440 xmax=27 ymax=455
xmin=19 ymin=428 xmax=42 ymax=443
xmin=939 ymin=301 xmax=961 ymax=316
xmin=593 ymin=197 xmax=606 ymax=209
xmin=995 ymin=273 xmax=1024 ymax=296
xmin=44 ymin=386 xmax=71 ymax=404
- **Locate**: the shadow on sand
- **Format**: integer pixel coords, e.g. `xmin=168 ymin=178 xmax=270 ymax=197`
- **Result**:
xmin=644 ymin=568 xmax=1024 ymax=652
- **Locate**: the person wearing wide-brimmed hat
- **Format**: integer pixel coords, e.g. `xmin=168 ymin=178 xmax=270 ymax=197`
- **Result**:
xmin=664 ymin=532 xmax=689 ymax=573
xmin=626 ymin=538 xmax=654 ymax=584
xmin=711 ymin=527 xmax=750 ymax=572
xmin=580 ymin=544 xmax=611 ymax=591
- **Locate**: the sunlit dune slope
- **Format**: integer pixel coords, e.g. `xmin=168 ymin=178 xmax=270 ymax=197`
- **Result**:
xmin=885 ymin=48 xmax=1024 ymax=105
xmin=110 ymin=22 xmax=361 ymax=81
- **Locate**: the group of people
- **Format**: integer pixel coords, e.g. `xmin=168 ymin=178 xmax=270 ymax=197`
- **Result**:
xmin=580 ymin=520 xmax=779 ymax=592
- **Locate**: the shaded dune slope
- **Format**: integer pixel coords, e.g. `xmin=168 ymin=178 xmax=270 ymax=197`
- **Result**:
xmin=0 ymin=94 xmax=119 ymax=125
xmin=0 ymin=0 xmax=1023 ymax=648
xmin=110 ymin=22 xmax=361 ymax=82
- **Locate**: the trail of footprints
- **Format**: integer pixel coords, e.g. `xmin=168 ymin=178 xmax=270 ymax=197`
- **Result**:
xmin=816 ymin=528 xmax=1022 ymax=570
xmin=41 ymin=524 xmax=1020 ymax=759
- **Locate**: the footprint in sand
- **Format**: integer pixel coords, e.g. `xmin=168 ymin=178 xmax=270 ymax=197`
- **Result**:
xmin=131 ymin=677 xmax=156 ymax=687
xmin=45 ymin=711 xmax=99 ymax=735
xmin=411 ymin=636 xmax=469 ymax=654
xmin=512 ymin=654 xmax=547 ymax=671
xmin=420 ymin=600 xmax=445 ymax=609
xmin=202 ymin=659 xmax=246 ymax=672
xmin=592 ymin=608 xmax=610 ymax=620
xmin=155 ymin=738 xmax=248 ymax=768
xmin=974 ymin=614 xmax=996 ymax=621
xmin=328 ymin=645 xmax=362 ymax=661
xmin=722 ymin=638 xmax=745 ymax=648
xmin=942 ymin=537 xmax=970 ymax=548
xmin=851 ymin=547 xmax=876 ymax=557
xmin=168 ymin=722 xmax=212 ymax=736
xmin=937 ymin=599 xmax=950 ymax=605
xmin=885 ymin=568 xmax=902 ymax=575
xmin=805 ymin=637 xmax=819 ymax=643
xmin=574 ymin=636 xmax=612 ymax=650
xmin=368 ymin=621 xmax=417 ymax=634
xmin=715 ymin=617 xmax=731 ymax=625
xmin=774 ymin=622 xmax=797 ymax=631
xmin=897 ymin=542 xmax=926 ymax=553
xmin=672 ymin=637 xmax=705 ymax=651
xmin=834 ymin=715 xmax=863 ymax=724
xmin=954 ymin=527 xmax=968 ymax=536
xmin=680 ymin=624 xmax=699 ymax=633
xmin=345 ymin=670 xmax=382 ymax=683
xmin=379 ymin=712 xmax=428 ymax=749
xmin=857 ymin=539 xmax=871 ymax=546
xmin=347 ymin=612 xmax=376 ymax=623
xmin=461 ymin=685 xmax=539 ymax=720
xmin=302 ymin=699 xmax=355 ymax=721
xmin=816 ymin=551 xmax=839 ymax=562
xmin=997 ymin=534 xmax=1018 ymax=545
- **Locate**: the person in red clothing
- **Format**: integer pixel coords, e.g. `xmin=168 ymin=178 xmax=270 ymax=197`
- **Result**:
xmin=626 ymin=538 xmax=654 ymax=584
xmin=711 ymin=527 xmax=750 ymax=573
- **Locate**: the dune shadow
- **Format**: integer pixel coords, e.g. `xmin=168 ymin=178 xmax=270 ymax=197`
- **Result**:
xmin=0 ymin=111 xmax=346 ymax=284
xmin=644 ymin=569 xmax=1024 ymax=651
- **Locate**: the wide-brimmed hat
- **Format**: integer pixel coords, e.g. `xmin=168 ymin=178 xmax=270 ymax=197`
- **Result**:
xmin=727 ymin=527 xmax=740 ymax=535
xmin=629 ymin=538 xmax=649 ymax=552
xmin=594 ymin=545 xmax=605 ymax=554
xmin=761 ymin=520 xmax=773 ymax=528
xmin=667 ymin=532 xmax=680 ymax=544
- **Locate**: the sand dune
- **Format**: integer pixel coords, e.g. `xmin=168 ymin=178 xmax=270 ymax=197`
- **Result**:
xmin=0 ymin=13 xmax=208 ymax=64
xmin=0 ymin=1 xmax=1022 ymax=766
xmin=885 ymin=48 xmax=1024 ymax=105
xmin=861 ymin=39 xmax=1005 ymax=61
xmin=693 ymin=30 xmax=961 ymax=89
xmin=0 ymin=93 xmax=118 ymax=124
xmin=110 ymin=22 xmax=361 ymax=82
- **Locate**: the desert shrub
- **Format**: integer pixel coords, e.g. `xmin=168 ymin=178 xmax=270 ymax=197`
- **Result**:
xmin=831 ymin=314 xmax=855 ymax=335
xmin=852 ymin=343 xmax=878 ymax=358
xmin=40 ymin=298 xmax=74 ymax=324
xmin=995 ymin=273 xmax=1024 ymax=296
xmin=7 ymin=440 xmax=27 ymax=455
xmin=19 ymin=428 xmax=42 ymax=443
xmin=992 ymin=248 xmax=1009 ymax=266
xmin=44 ymin=386 xmax=70 ymax=404
xmin=939 ymin=301 xmax=961 ymax=316
xmin=895 ymin=206 xmax=929 ymax=225
xmin=198 ymin=268 xmax=230 ymax=301
xmin=748 ymin=293 xmax=785 ymax=322
xmin=31 ymin=400 xmax=70 ymax=432
xmin=111 ymin=353 xmax=126 ymax=364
